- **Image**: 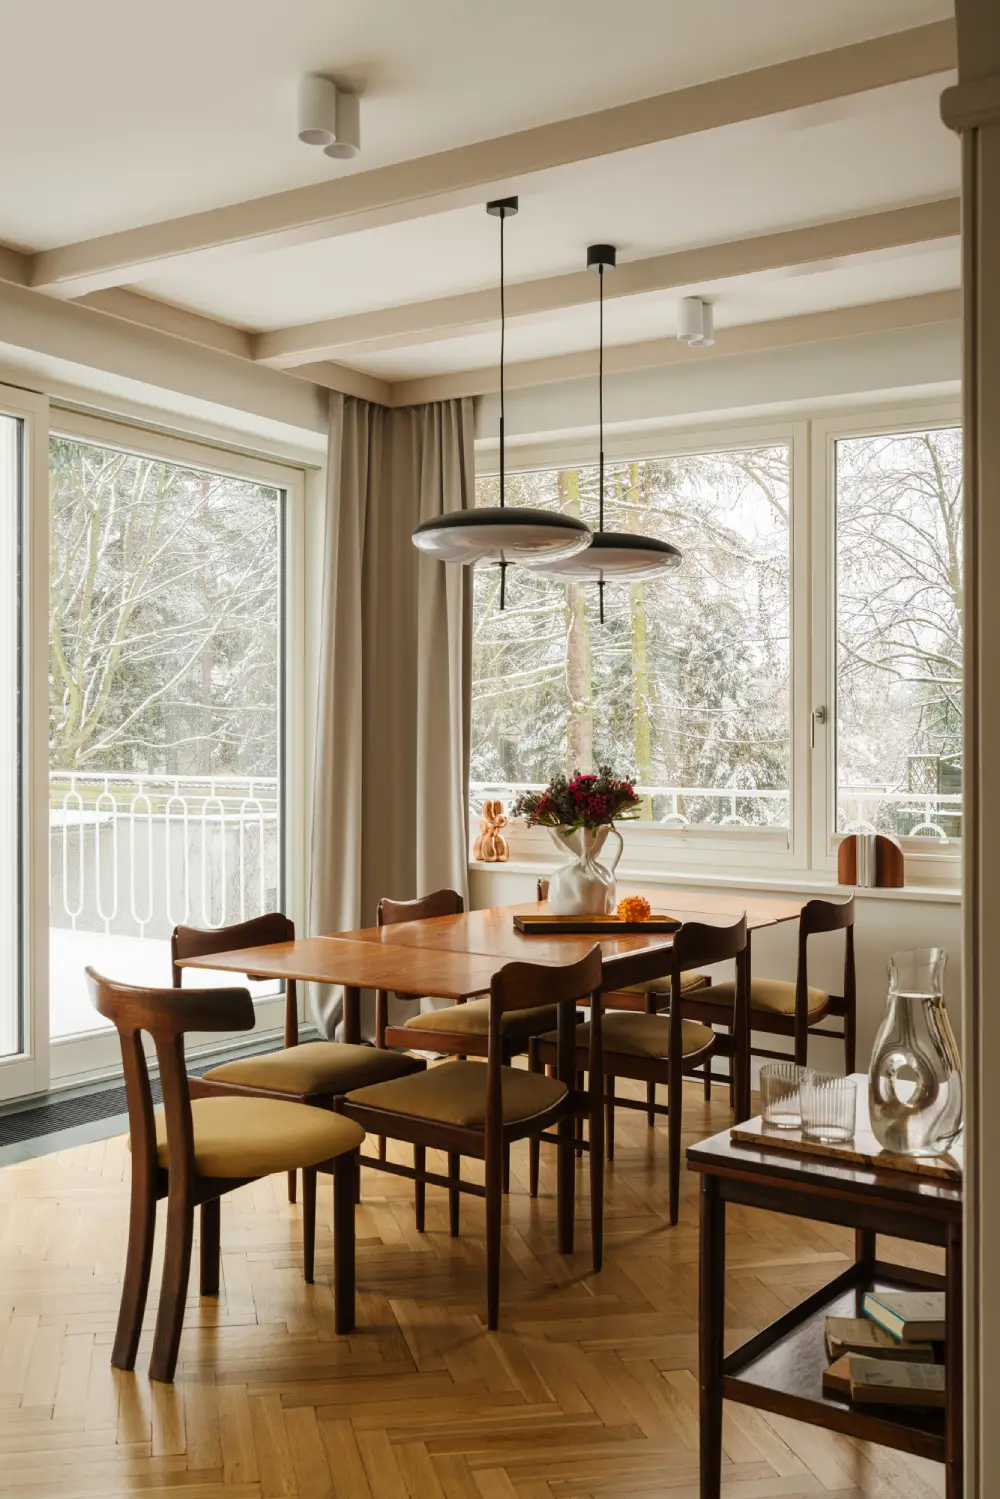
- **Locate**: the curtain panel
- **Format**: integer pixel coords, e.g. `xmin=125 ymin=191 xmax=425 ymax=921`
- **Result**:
xmin=308 ymin=393 xmax=474 ymax=1036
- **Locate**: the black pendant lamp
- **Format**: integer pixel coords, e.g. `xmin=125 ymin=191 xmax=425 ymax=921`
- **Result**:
xmin=524 ymin=244 xmax=682 ymax=619
xmin=412 ymin=197 xmax=592 ymax=606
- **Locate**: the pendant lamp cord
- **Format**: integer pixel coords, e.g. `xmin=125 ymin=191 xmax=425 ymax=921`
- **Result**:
xmin=498 ymin=207 xmax=507 ymax=609
xmin=598 ymin=260 xmax=605 ymax=624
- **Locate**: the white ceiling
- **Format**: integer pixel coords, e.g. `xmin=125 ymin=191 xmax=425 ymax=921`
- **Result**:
xmin=0 ymin=0 xmax=960 ymax=391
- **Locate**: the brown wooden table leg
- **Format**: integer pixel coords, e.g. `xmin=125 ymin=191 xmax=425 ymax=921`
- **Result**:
xmin=342 ymin=985 xmax=361 ymax=1045
xmin=699 ymin=1173 xmax=725 ymax=1499
xmin=945 ymin=1220 xmax=963 ymax=1499
xmin=733 ymin=938 xmax=752 ymax=1123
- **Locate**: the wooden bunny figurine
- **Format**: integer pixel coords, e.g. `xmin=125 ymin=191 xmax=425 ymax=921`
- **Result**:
xmin=473 ymin=799 xmax=510 ymax=862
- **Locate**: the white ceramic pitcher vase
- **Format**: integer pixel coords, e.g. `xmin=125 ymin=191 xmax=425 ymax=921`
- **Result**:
xmin=546 ymin=825 xmax=624 ymax=915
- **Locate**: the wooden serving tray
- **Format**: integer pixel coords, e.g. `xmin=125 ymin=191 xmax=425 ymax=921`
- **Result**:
xmin=731 ymin=1087 xmax=962 ymax=1182
xmin=513 ymin=913 xmax=681 ymax=935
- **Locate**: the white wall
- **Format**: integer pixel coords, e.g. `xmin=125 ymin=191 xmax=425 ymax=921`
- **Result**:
xmin=470 ymin=865 xmax=962 ymax=1079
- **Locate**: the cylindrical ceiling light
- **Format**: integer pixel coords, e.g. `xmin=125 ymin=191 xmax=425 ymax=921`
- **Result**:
xmin=523 ymin=244 xmax=682 ymax=619
xmin=298 ymin=76 xmax=339 ymax=147
xmin=325 ymin=89 xmax=360 ymax=159
xmin=677 ymin=296 xmax=715 ymax=347
xmin=412 ymin=197 xmax=592 ymax=606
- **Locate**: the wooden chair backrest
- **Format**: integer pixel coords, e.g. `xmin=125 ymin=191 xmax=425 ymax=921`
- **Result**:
xmin=87 ymin=968 xmax=254 ymax=1193
xmin=796 ymin=896 xmax=856 ymax=1022
xmin=487 ymin=946 xmax=602 ymax=1139
xmin=171 ymin=910 xmax=296 ymax=1044
xmin=377 ymin=889 xmax=465 ymax=926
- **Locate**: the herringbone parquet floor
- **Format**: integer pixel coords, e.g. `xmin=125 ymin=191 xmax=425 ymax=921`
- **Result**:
xmin=0 ymin=1080 xmax=946 ymax=1499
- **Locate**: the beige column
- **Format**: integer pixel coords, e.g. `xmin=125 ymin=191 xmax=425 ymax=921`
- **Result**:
xmin=941 ymin=8 xmax=1000 ymax=1495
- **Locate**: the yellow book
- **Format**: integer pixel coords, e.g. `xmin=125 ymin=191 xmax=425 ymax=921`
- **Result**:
xmin=824 ymin=1316 xmax=934 ymax=1363
xmin=846 ymin=1354 xmax=946 ymax=1408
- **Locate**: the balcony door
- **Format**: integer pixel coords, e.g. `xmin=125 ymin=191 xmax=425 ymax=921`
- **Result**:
xmin=47 ymin=416 xmax=303 ymax=1083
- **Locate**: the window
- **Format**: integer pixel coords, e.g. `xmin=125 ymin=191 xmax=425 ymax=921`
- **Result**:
xmin=48 ymin=430 xmax=287 ymax=1040
xmin=834 ymin=425 xmax=962 ymax=845
xmin=472 ymin=445 xmax=791 ymax=834
xmin=0 ymin=413 xmax=22 ymax=1059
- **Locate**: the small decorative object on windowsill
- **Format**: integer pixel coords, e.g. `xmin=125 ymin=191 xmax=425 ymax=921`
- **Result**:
xmin=512 ymin=767 xmax=640 ymax=915
xmin=868 ymin=948 xmax=962 ymax=1157
xmin=837 ymin=831 xmax=904 ymax=887
xmin=473 ymin=799 xmax=510 ymax=862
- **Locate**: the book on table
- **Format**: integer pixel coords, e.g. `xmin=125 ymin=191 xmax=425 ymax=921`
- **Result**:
xmin=824 ymin=1316 xmax=934 ymax=1362
xmin=862 ymin=1290 xmax=946 ymax=1343
xmin=822 ymin=1354 xmax=945 ymax=1407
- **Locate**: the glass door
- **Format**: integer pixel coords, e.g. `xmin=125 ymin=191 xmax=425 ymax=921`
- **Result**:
xmin=47 ymin=418 xmax=299 ymax=1081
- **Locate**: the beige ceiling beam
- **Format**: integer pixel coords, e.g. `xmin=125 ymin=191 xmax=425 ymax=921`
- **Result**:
xmin=386 ymin=289 xmax=961 ymax=405
xmin=254 ymin=198 xmax=960 ymax=367
xmin=29 ymin=21 xmax=955 ymax=298
xmin=0 ymin=243 xmax=31 ymax=287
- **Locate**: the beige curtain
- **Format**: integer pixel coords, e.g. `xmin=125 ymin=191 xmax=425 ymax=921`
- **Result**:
xmin=308 ymin=393 xmax=474 ymax=1037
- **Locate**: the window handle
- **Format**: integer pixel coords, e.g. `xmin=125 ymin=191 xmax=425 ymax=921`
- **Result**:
xmin=810 ymin=705 xmax=827 ymax=750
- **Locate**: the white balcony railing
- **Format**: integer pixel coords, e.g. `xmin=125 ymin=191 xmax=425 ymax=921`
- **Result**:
xmin=50 ymin=772 xmax=280 ymax=940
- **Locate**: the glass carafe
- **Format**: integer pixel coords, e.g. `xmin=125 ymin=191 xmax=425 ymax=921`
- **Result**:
xmin=868 ymin=948 xmax=962 ymax=1156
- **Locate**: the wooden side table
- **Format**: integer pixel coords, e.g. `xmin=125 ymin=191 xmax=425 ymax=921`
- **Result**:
xmin=687 ymin=1111 xmax=962 ymax=1499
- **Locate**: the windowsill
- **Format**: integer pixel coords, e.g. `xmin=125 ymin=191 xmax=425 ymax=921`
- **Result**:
xmin=468 ymin=858 xmax=961 ymax=904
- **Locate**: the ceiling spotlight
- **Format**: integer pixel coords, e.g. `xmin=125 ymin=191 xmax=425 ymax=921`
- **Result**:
xmin=677 ymin=296 xmax=715 ymax=348
xmin=298 ymin=75 xmax=338 ymax=148
xmin=325 ymin=89 xmax=360 ymax=159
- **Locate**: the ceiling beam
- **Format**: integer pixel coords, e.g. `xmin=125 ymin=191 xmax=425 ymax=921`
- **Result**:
xmin=385 ymin=289 xmax=961 ymax=405
xmin=29 ymin=21 xmax=955 ymax=299
xmin=254 ymin=198 xmax=960 ymax=368
xmin=0 ymin=243 xmax=31 ymax=288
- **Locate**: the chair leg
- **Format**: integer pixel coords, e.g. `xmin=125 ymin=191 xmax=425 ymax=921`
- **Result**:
xmin=448 ymin=1151 xmax=461 ymax=1238
xmin=556 ymin=1112 xmax=575 ymax=1256
xmin=589 ymin=1083 xmax=605 ymax=1274
xmin=503 ymin=1142 xmax=511 ymax=1194
xmin=605 ymin=1075 xmax=615 ymax=1162
xmin=485 ymin=1134 xmax=504 ymax=1331
xmin=646 ymin=1082 xmax=656 ymax=1128
xmin=414 ymin=1145 xmax=426 ymax=1232
xmin=302 ymin=1167 xmax=317 ymax=1283
xmin=111 ymin=1166 xmax=157 ymax=1371
xmin=703 ymin=1061 xmax=712 ymax=1102
xmin=378 ymin=1136 xmax=387 ymax=1162
xmin=333 ymin=1151 xmax=358 ymax=1335
xmin=667 ymin=1055 xmax=682 ymax=1227
xmin=288 ymin=1169 xmax=297 ymax=1204
xmin=199 ymin=1196 xmax=221 ymax=1296
xmin=575 ymin=1072 xmax=586 ymax=1155
xmin=528 ymin=1039 xmax=541 ymax=1197
xmin=149 ymin=1189 xmax=194 ymax=1383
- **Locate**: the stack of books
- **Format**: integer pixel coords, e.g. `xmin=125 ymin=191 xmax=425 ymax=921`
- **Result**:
xmin=821 ymin=1292 xmax=946 ymax=1408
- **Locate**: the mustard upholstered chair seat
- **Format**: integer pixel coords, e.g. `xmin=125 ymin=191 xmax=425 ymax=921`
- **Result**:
xmin=347 ymin=1059 xmax=566 ymax=1128
xmin=201 ymin=1040 xmax=423 ymax=1095
xmin=149 ymin=1097 xmax=365 ymax=1178
xmin=545 ymin=1011 xmax=715 ymax=1060
xmin=403 ymin=998 xmax=560 ymax=1042
xmin=703 ymin=978 xmax=829 ymax=1018
xmin=619 ymin=970 xmax=711 ymax=996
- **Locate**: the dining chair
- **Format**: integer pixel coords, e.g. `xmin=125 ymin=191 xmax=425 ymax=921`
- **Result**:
xmin=343 ymin=946 xmax=604 ymax=1329
xmin=529 ymin=916 xmax=747 ymax=1225
xmin=681 ymin=896 xmax=856 ymax=1096
xmin=172 ymin=913 xmax=426 ymax=1203
xmin=88 ymin=968 xmax=364 ymax=1384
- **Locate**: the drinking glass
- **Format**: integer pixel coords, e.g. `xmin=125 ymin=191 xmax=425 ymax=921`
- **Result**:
xmin=801 ymin=1074 xmax=857 ymax=1143
xmin=759 ymin=1062 xmax=811 ymax=1130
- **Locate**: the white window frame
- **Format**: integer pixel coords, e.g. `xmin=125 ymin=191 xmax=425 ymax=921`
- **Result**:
xmin=473 ymin=417 xmax=811 ymax=877
xmin=810 ymin=400 xmax=963 ymax=887
xmin=43 ymin=409 xmax=310 ymax=1086
xmin=473 ymin=401 xmax=963 ymax=888
xmin=0 ymin=384 xmax=50 ymax=1102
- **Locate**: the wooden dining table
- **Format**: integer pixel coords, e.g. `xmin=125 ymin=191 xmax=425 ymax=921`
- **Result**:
xmin=177 ymin=887 xmax=806 ymax=1119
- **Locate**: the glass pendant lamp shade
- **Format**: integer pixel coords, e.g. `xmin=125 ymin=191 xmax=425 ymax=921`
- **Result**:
xmin=524 ymin=244 xmax=682 ymax=608
xmin=411 ymin=196 xmax=593 ymax=582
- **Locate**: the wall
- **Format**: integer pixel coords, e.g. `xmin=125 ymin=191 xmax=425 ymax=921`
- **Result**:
xmin=470 ymin=864 xmax=962 ymax=1079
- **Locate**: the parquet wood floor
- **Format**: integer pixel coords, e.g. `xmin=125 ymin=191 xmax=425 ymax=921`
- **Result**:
xmin=0 ymin=1080 xmax=946 ymax=1499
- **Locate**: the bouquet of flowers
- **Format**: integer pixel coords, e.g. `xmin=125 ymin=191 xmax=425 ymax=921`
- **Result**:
xmin=512 ymin=767 xmax=641 ymax=831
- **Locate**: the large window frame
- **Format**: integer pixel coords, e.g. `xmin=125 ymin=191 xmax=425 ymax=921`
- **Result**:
xmin=0 ymin=402 xmax=310 ymax=1099
xmin=474 ymin=400 xmax=962 ymax=887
